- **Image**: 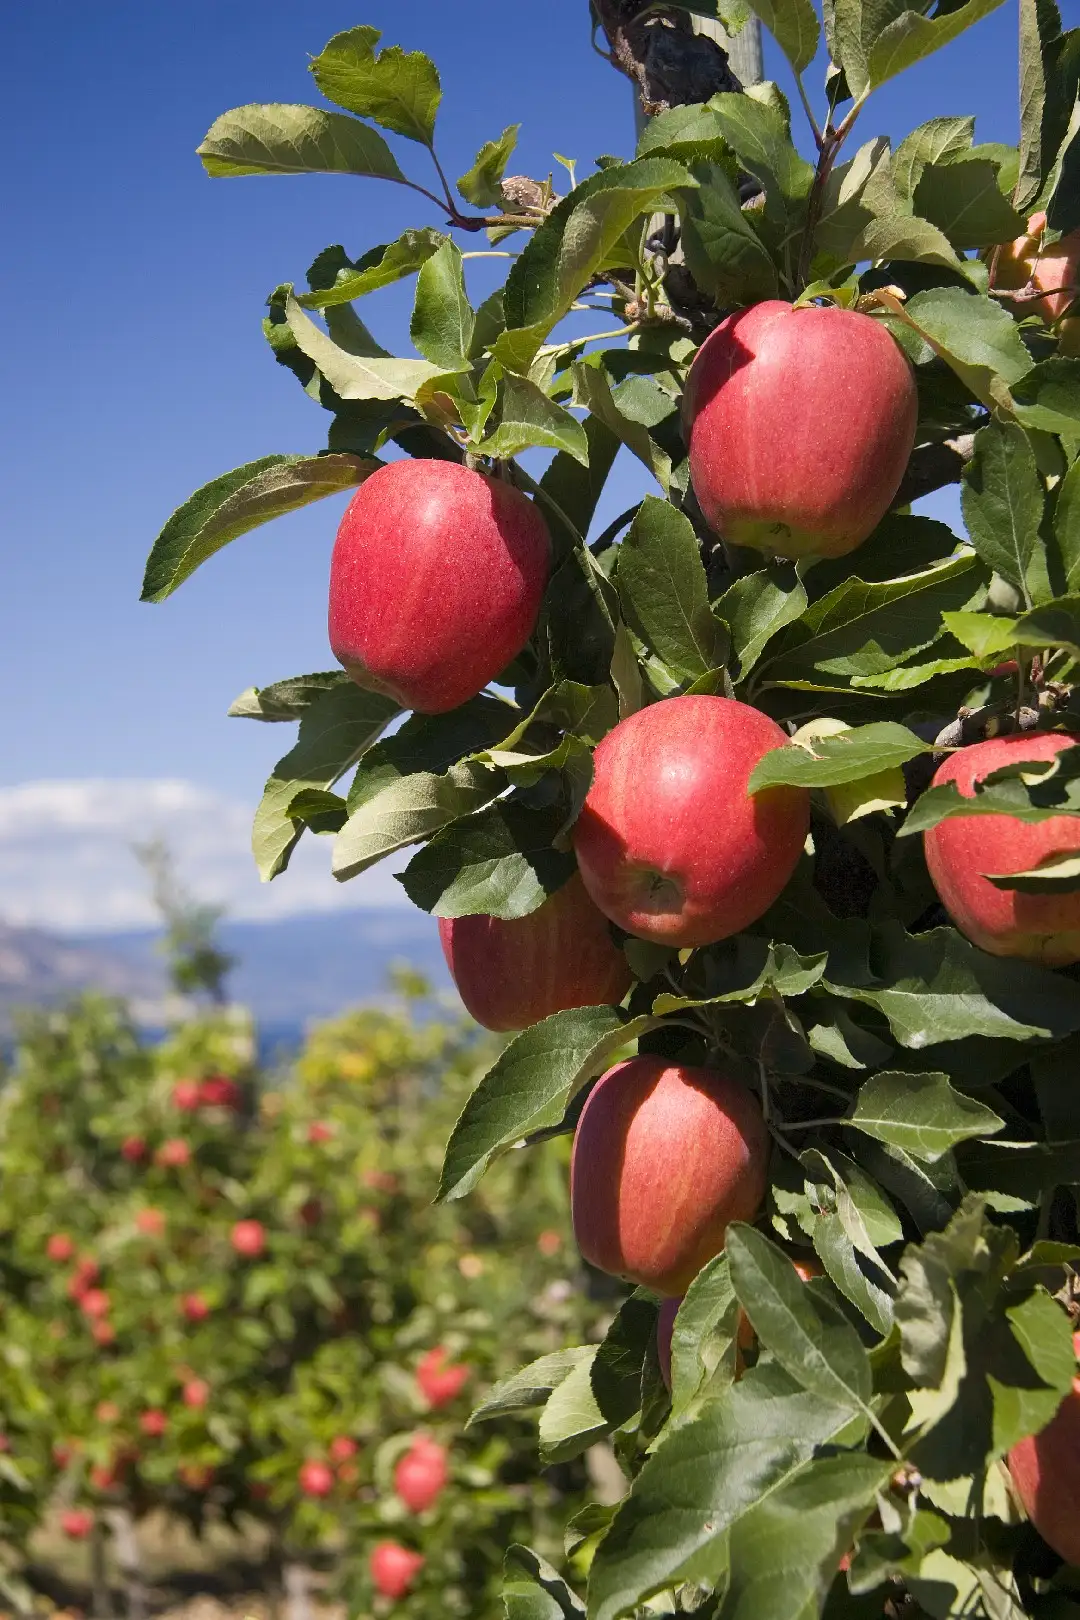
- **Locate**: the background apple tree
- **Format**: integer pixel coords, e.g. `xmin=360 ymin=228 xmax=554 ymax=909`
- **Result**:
xmin=143 ymin=1 xmax=1080 ymax=1615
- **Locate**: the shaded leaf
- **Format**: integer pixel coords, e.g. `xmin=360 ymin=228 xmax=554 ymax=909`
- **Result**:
xmin=398 ymin=802 xmax=577 ymax=919
xmin=332 ymin=762 xmax=502 ymax=882
xmin=961 ymin=420 xmax=1045 ymax=594
xmin=198 ymin=103 xmax=405 ymax=181
xmin=850 ymin=1070 xmax=1005 ymax=1162
xmin=616 ymin=496 xmax=728 ymax=684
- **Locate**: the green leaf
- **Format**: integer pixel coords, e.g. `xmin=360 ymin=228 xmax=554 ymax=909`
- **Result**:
xmin=251 ymin=684 xmax=399 ymax=881
xmin=715 ymin=566 xmax=808 ymax=680
xmin=410 ymin=240 xmax=474 ymax=370
xmin=284 ymin=295 xmax=449 ymax=401
xmin=668 ymin=1256 xmax=742 ymax=1419
xmin=728 ymin=1226 xmax=873 ymax=1411
xmin=141 ymin=454 xmax=373 ymax=603
xmin=570 ymin=362 xmax=672 ymax=492
xmin=992 ymin=1288 xmax=1080 ymax=1456
xmin=438 ymin=1006 xmax=659 ymax=1200
xmin=850 ymin=210 xmax=971 ymax=276
xmin=1017 ymin=0 xmax=1049 ymax=209
xmin=706 ymin=92 xmax=815 ymax=202
xmin=679 ymin=160 xmax=781 ymax=305
xmin=746 ymin=0 xmax=820 ymax=71
xmin=749 ymin=722 xmax=930 ymax=792
xmin=938 ymin=609 xmax=1018 ymax=659
xmin=812 ymin=1215 xmax=894 ymax=1336
xmin=1054 ymin=455 xmax=1080 ymax=592
xmin=616 ymin=497 xmax=729 ymax=685
xmin=1012 ymin=357 xmax=1080 ymax=436
xmin=538 ymin=1353 xmax=609 ymax=1463
xmin=849 ymin=1071 xmax=1005 ymax=1162
xmin=897 ymin=286 xmax=1033 ymax=408
xmin=501 ymin=158 xmax=696 ymax=365
xmin=961 ymin=420 xmax=1045 ymax=593
xmin=592 ymin=1294 xmax=659 ymax=1428
xmin=587 ymin=1368 xmax=857 ymax=1620
xmin=893 ymin=118 xmax=976 ymax=199
xmin=868 ymin=0 xmax=1007 ymax=93
xmin=309 ymin=26 xmax=441 ymax=146
xmin=298 ymin=229 xmax=445 ymax=309
xmin=652 ymin=939 xmax=826 ymax=1015
xmin=476 ymin=372 xmax=589 ymax=464
xmin=457 ymin=125 xmax=520 ymax=207
xmin=398 ymin=802 xmax=577 ymax=919
xmin=332 ymin=763 xmax=502 ymax=882
xmin=537 ymin=416 xmax=620 ymax=555
xmin=913 ymin=155 xmax=1026 ymax=250
xmin=503 ymin=1546 xmax=585 ymax=1620
xmin=469 ymin=1347 xmax=595 ymax=1425
xmin=894 ymin=1196 xmax=991 ymax=1386
xmin=228 ymin=671 xmax=349 ymax=722
xmin=197 ymin=103 xmax=406 ymax=181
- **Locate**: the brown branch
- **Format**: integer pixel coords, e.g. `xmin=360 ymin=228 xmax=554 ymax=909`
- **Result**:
xmin=592 ymin=0 xmax=743 ymax=114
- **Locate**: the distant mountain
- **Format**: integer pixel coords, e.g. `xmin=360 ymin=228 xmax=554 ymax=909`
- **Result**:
xmin=0 ymin=920 xmax=172 ymax=1030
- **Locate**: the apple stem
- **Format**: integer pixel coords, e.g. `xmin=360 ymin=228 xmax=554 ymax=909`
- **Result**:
xmin=796 ymin=92 xmax=871 ymax=291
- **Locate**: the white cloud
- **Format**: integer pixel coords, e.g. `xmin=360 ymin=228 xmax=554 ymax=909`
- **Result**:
xmin=0 ymin=779 xmax=409 ymax=934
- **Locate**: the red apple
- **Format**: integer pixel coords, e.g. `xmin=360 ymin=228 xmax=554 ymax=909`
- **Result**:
xmin=328 ymin=459 xmax=550 ymax=714
xmin=994 ymin=211 xmax=1080 ymax=324
xmin=139 ymin=1409 xmax=168 ymax=1438
xmin=1008 ymin=1332 xmax=1080 ymax=1565
xmin=230 ymin=1219 xmax=265 ymax=1258
xmin=171 ymin=1079 xmax=202 ymax=1112
xmin=329 ymin=1435 xmax=357 ymax=1463
xmin=121 ymin=1136 xmax=147 ymax=1163
xmin=156 ymin=1138 xmax=191 ymax=1169
xmin=298 ymin=1459 xmax=334 ymax=1498
xmin=684 ymin=301 xmax=917 ymax=559
xmin=537 ymin=1229 xmax=562 ymax=1257
xmin=90 ymin=1461 xmax=123 ymax=1492
xmin=80 ymin=1289 xmax=110 ymax=1320
xmin=182 ymin=1378 xmax=210 ymax=1410
xmin=198 ymin=1075 xmax=240 ymax=1108
xmin=393 ymin=1438 xmax=448 ymax=1513
xmin=415 ymin=1347 xmax=469 ymax=1409
xmin=572 ymin=695 xmax=809 ymax=947
xmin=46 ymin=1233 xmax=74 ymax=1263
xmin=135 ymin=1207 xmax=166 ymax=1237
xmin=95 ymin=1401 xmax=120 ymax=1424
xmin=923 ymin=732 xmax=1080 ymax=964
xmin=181 ymin=1292 xmax=210 ymax=1323
xmin=179 ymin=1462 xmax=215 ymax=1491
xmin=571 ymin=1058 xmax=769 ymax=1295
xmin=370 ymin=1541 xmax=424 ymax=1601
xmin=307 ymin=1121 xmax=333 ymax=1144
xmin=60 ymin=1509 xmax=94 ymax=1540
xmin=438 ymin=871 xmax=632 ymax=1032
xmin=92 ymin=1321 xmax=116 ymax=1347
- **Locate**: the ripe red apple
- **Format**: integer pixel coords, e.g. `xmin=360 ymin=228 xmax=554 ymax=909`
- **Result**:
xmin=683 ymin=301 xmax=917 ymax=559
xmin=537 ymin=1229 xmax=562 ymax=1257
xmin=47 ymin=1232 xmax=74 ymax=1263
xmin=181 ymin=1292 xmax=210 ymax=1323
xmin=182 ymin=1378 xmax=210 ymax=1410
xmin=90 ymin=1461 xmax=123 ymax=1492
xmin=60 ymin=1509 xmax=94 ymax=1540
xmin=415 ymin=1347 xmax=469 ymax=1409
xmin=572 ymin=695 xmax=809 ymax=947
xmin=994 ymin=211 xmax=1080 ymax=324
xmin=329 ymin=1435 xmax=357 ymax=1463
xmin=171 ymin=1079 xmax=202 ymax=1112
xmin=121 ymin=1136 xmax=147 ymax=1163
xmin=370 ymin=1541 xmax=424 ymax=1601
xmin=298 ymin=1459 xmax=335 ymax=1498
xmin=139 ymin=1409 xmax=168 ymax=1438
xmin=438 ymin=871 xmax=632 ymax=1032
xmin=328 ymin=459 xmax=550 ymax=714
xmin=230 ymin=1220 xmax=266 ymax=1259
xmin=1008 ymin=1332 xmax=1080 ymax=1565
xmin=156 ymin=1138 xmax=191 ymax=1169
xmin=307 ymin=1121 xmax=333 ymax=1144
xmin=571 ymin=1058 xmax=770 ymax=1295
xmin=393 ymin=1438 xmax=448 ymax=1514
xmin=135 ymin=1207 xmax=166 ymax=1237
xmin=92 ymin=1321 xmax=116 ymax=1347
xmin=923 ymin=732 xmax=1080 ymax=964
xmin=198 ymin=1075 xmax=240 ymax=1108
xmin=80 ymin=1289 xmax=110 ymax=1320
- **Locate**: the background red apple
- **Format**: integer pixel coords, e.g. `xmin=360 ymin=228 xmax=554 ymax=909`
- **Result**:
xmin=994 ymin=211 xmax=1080 ymax=324
xmin=135 ymin=1207 xmax=166 ymax=1237
xmin=156 ymin=1138 xmax=191 ymax=1169
xmin=231 ymin=1219 xmax=265 ymax=1258
xmin=181 ymin=1292 xmax=210 ymax=1322
xmin=60 ymin=1509 xmax=94 ymax=1540
xmin=572 ymin=695 xmax=809 ymax=947
xmin=298 ymin=1459 xmax=334 ymax=1498
xmin=329 ymin=1435 xmax=357 ymax=1463
xmin=415 ymin=1346 xmax=469 ymax=1408
xmin=182 ymin=1378 xmax=210 ymax=1409
xmin=683 ymin=301 xmax=917 ymax=559
xmin=171 ymin=1079 xmax=201 ymax=1112
xmin=571 ymin=1058 xmax=770 ymax=1295
xmin=393 ymin=1437 xmax=448 ymax=1514
xmin=924 ymin=732 xmax=1080 ymax=964
xmin=46 ymin=1232 xmax=74 ymax=1263
xmin=329 ymin=459 xmax=550 ymax=715
xmin=139 ymin=1409 xmax=168 ymax=1438
xmin=120 ymin=1136 xmax=147 ymax=1162
xmin=438 ymin=872 xmax=631 ymax=1031
xmin=1008 ymin=1332 xmax=1080 ymax=1564
xmin=370 ymin=1541 xmax=424 ymax=1601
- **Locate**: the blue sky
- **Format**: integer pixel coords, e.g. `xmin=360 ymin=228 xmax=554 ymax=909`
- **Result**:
xmin=1 ymin=1 xmax=1019 ymax=928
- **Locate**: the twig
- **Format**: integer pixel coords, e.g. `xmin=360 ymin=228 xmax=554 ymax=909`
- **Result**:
xmin=795 ymin=72 xmax=824 ymax=150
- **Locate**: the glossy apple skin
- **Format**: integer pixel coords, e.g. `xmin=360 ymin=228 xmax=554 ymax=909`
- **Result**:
xmin=684 ymin=301 xmax=918 ymax=559
xmin=1008 ymin=1333 xmax=1080 ymax=1565
xmin=572 ymin=695 xmax=808 ymax=948
xmin=995 ymin=211 xmax=1080 ymax=324
xmin=571 ymin=1058 xmax=770 ymax=1296
xmin=329 ymin=460 xmax=550 ymax=714
xmin=438 ymin=872 xmax=632 ymax=1031
xmin=923 ymin=732 xmax=1080 ymax=965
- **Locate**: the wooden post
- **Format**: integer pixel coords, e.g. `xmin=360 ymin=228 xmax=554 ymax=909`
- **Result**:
xmin=692 ymin=14 xmax=762 ymax=87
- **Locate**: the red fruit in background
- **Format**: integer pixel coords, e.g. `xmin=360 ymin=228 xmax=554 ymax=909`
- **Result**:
xmin=573 ymin=696 xmax=809 ymax=948
xmin=307 ymin=1121 xmax=333 ymax=1144
xmin=329 ymin=459 xmax=550 ymax=715
xmin=198 ymin=1075 xmax=240 ymax=1109
xmin=156 ymin=1138 xmax=191 ymax=1169
xmin=46 ymin=1232 xmax=74 ymax=1263
xmin=415 ymin=1347 xmax=469 ymax=1409
xmin=90 ymin=1462 xmax=122 ymax=1492
xmin=95 ymin=1402 xmax=120 ymax=1424
xmin=181 ymin=1293 xmax=210 ymax=1323
xmin=571 ymin=1058 xmax=770 ymax=1296
xmin=139 ymin=1409 xmax=168 ymax=1438
xmin=370 ymin=1541 xmax=424 ymax=1601
xmin=537 ymin=1229 xmax=562 ymax=1257
xmin=230 ymin=1220 xmax=265 ymax=1259
xmin=329 ymin=1435 xmax=357 ymax=1463
xmin=438 ymin=872 xmax=632 ymax=1032
xmin=393 ymin=1439 xmax=448 ymax=1514
xmin=92 ymin=1321 xmax=116 ymax=1347
xmin=0 ymin=1434 xmax=11 ymax=1453
xmin=121 ymin=1136 xmax=147 ymax=1162
xmin=80 ymin=1289 xmax=110 ymax=1320
xmin=182 ymin=1379 xmax=209 ymax=1410
xmin=684 ymin=301 xmax=917 ymax=560
xmin=171 ymin=1079 xmax=202 ymax=1112
xmin=1008 ymin=1332 xmax=1080 ymax=1564
xmin=298 ymin=1459 xmax=334 ymax=1498
xmin=179 ymin=1463 xmax=214 ymax=1491
xmin=924 ymin=733 xmax=1080 ymax=964
xmin=994 ymin=211 xmax=1080 ymax=323
xmin=135 ymin=1207 xmax=166 ymax=1237
xmin=298 ymin=1198 xmax=322 ymax=1227
xmin=53 ymin=1440 xmax=78 ymax=1467
xmin=60 ymin=1509 xmax=94 ymax=1541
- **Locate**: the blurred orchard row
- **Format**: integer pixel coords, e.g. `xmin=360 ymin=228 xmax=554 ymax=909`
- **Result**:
xmin=0 ymin=978 xmax=607 ymax=1619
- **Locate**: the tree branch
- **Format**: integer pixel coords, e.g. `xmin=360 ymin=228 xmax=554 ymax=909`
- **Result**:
xmin=592 ymin=0 xmax=743 ymax=113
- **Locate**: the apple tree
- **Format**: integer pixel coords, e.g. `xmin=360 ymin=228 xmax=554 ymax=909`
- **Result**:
xmin=144 ymin=1 xmax=1080 ymax=1614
